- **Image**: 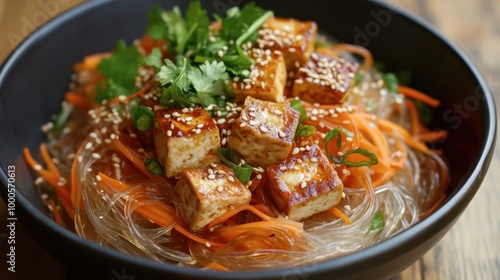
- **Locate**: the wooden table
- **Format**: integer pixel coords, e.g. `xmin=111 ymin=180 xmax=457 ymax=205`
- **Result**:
xmin=1 ymin=0 xmax=499 ymax=279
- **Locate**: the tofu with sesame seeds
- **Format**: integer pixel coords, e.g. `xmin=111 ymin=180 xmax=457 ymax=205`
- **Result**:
xmin=291 ymin=52 xmax=359 ymax=105
xmin=231 ymin=48 xmax=287 ymax=103
xmin=256 ymin=17 xmax=317 ymax=71
xmin=227 ymin=96 xmax=299 ymax=168
xmin=154 ymin=106 xmax=221 ymax=178
xmin=176 ymin=164 xmax=252 ymax=231
xmin=266 ymin=144 xmax=343 ymax=221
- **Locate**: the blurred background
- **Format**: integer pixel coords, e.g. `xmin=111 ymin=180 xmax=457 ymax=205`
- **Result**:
xmin=1 ymin=0 xmax=499 ymax=279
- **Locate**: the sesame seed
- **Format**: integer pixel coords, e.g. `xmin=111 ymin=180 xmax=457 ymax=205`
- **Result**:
xmin=85 ymin=142 xmax=93 ymax=150
xmin=96 ymin=175 xmax=102 ymax=182
xmin=205 ymin=242 xmax=212 ymax=248
xmin=259 ymin=125 xmax=268 ymax=132
xmin=274 ymin=109 xmax=283 ymax=115
xmin=292 ymin=147 xmax=300 ymax=155
xmin=167 ymin=131 xmax=172 ymax=137
xmin=240 ymin=123 xmax=247 ymax=127
xmin=217 ymin=118 xmax=226 ymax=125
xmin=208 ymin=174 xmax=216 ymax=180
xmin=311 ymin=157 xmax=318 ymax=163
xmin=249 ymin=120 xmax=257 ymax=126
xmin=197 ymin=124 xmax=204 ymax=128
xmin=248 ymin=107 xmax=256 ymax=112
xmin=221 ymin=138 xmax=227 ymax=145
xmin=217 ymin=186 xmax=224 ymax=192
xmin=256 ymin=174 xmax=262 ymax=180
xmin=342 ymin=192 xmax=346 ymax=198
xmin=344 ymin=205 xmax=352 ymax=211
xmin=228 ymin=176 xmax=235 ymax=182
xmin=279 ymin=131 xmax=286 ymax=138
xmin=195 ymin=129 xmax=201 ymax=134
xmin=301 ymin=181 xmax=307 ymax=188
xmin=279 ymin=166 xmax=287 ymax=171
xmin=34 ymin=164 xmax=42 ymax=171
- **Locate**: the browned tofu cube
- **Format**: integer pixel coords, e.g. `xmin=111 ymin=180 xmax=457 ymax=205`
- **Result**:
xmin=231 ymin=48 xmax=287 ymax=103
xmin=176 ymin=164 xmax=252 ymax=231
xmin=256 ymin=17 xmax=317 ymax=72
xmin=227 ymin=96 xmax=299 ymax=167
xmin=154 ymin=106 xmax=220 ymax=178
xmin=291 ymin=52 xmax=358 ymax=105
xmin=266 ymin=144 xmax=344 ymax=221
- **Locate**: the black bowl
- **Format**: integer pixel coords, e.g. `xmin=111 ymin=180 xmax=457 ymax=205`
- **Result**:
xmin=0 ymin=0 xmax=496 ymax=279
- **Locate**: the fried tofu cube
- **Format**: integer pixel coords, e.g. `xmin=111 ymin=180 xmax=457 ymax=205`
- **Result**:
xmin=227 ymin=96 xmax=299 ymax=167
xmin=176 ymin=164 xmax=252 ymax=231
xmin=266 ymin=144 xmax=344 ymax=221
xmin=231 ymin=48 xmax=287 ymax=103
xmin=291 ymin=52 xmax=359 ymax=105
xmin=256 ymin=17 xmax=317 ymax=71
xmin=154 ymin=106 xmax=220 ymax=178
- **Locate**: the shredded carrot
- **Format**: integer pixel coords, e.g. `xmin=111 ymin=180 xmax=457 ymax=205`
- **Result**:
xmin=398 ymin=85 xmax=440 ymax=108
xmin=207 ymin=204 xmax=272 ymax=230
xmin=329 ymin=207 xmax=352 ymax=225
xmin=23 ymin=147 xmax=74 ymax=218
xmin=48 ymin=199 xmax=65 ymax=226
xmin=72 ymin=53 xmax=110 ymax=72
xmin=65 ymin=91 xmax=90 ymax=111
xmin=98 ymin=172 xmax=224 ymax=248
xmin=206 ymin=262 xmax=229 ymax=271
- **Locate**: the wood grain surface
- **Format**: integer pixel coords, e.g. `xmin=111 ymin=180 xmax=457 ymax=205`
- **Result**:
xmin=0 ymin=0 xmax=499 ymax=279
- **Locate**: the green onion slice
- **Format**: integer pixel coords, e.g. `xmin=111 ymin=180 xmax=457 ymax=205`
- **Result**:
xmin=131 ymin=105 xmax=154 ymax=132
xmin=290 ymin=99 xmax=307 ymax=122
xmin=218 ymin=148 xmax=253 ymax=184
xmin=368 ymin=210 xmax=384 ymax=235
xmin=324 ymin=128 xmax=378 ymax=167
xmin=144 ymin=158 xmax=163 ymax=176
xmin=294 ymin=124 xmax=316 ymax=140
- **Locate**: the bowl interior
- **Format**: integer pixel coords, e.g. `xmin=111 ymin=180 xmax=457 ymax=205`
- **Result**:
xmin=0 ymin=0 xmax=495 ymax=279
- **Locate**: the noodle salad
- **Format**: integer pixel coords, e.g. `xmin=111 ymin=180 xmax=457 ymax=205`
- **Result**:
xmin=24 ymin=1 xmax=449 ymax=271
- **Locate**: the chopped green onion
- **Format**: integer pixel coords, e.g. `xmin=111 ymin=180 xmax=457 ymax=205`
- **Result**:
xmin=382 ymin=72 xmax=399 ymax=92
xmin=131 ymin=105 xmax=154 ymax=132
xmin=144 ymin=158 xmax=163 ymax=176
xmin=354 ymin=72 xmax=364 ymax=85
xmin=324 ymin=128 xmax=378 ymax=167
xmin=290 ymin=99 xmax=307 ymax=122
xmin=294 ymin=124 xmax=316 ymax=140
xmin=341 ymin=148 xmax=378 ymax=167
xmin=52 ymin=102 xmax=74 ymax=133
xmin=415 ymin=100 xmax=432 ymax=125
xmin=218 ymin=148 xmax=253 ymax=184
xmin=368 ymin=210 xmax=384 ymax=235
xmin=324 ymin=128 xmax=354 ymax=150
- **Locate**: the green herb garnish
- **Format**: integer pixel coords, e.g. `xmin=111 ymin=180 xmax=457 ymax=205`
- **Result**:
xmin=158 ymin=58 xmax=232 ymax=107
xmin=381 ymin=72 xmax=399 ymax=93
xmin=218 ymin=148 xmax=253 ymax=184
xmin=324 ymin=128 xmax=378 ymax=167
xmin=369 ymin=210 xmax=384 ymax=235
xmin=295 ymin=124 xmax=316 ymax=140
xmin=96 ymin=40 xmax=142 ymax=103
xmin=290 ymin=99 xmax=307 ymax=122
xmin=144 ymin=158 xmax=163 ymax=176
xmin=131 ymin=105 xmax=154 ymax=131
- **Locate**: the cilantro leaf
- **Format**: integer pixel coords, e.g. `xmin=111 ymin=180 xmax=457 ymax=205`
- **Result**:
xmin=158 ymin=59 xmax=231 ymax=107
xmin=142 ymin=47 xmax=163 ymax=69
xmin=188 ymin=61 xmax=230 ymax=105
xmin=146 ymin=4 xmax=169 ymax=40
xmin=369 ymin=210 xmax=384 ymax=235
xmin=184 ymin=0 xmax=210 ymax=55
xmin=96 ymin=40 xmax=142 ymax=102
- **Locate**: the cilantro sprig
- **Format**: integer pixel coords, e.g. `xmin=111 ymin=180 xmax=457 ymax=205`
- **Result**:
xmin=157 ymin=58 xmax=232 ymax=107
xmin=96 ymin=40 xmax=142 ymax=103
